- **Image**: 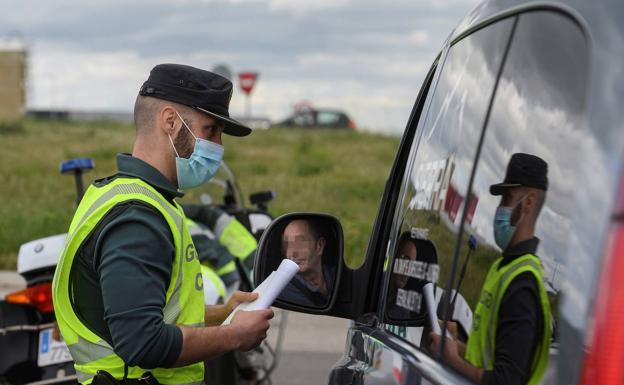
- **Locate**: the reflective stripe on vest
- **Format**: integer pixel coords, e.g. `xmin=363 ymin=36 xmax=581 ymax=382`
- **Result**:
xmin=213 ymin=213 xmax=257 ymax=269
xmin=464 ymin=254 xmax=552 ymax=385
xmin=52 ymin=178 xmax=205 ymax=385
xmin=186 ymin=218 xmax=242 ymax=287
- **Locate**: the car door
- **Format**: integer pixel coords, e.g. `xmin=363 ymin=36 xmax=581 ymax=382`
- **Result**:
xmin=329 ymin=13 xmax=518 ymax=385
xmin=370 ymin=7 xmax=592 ymax=385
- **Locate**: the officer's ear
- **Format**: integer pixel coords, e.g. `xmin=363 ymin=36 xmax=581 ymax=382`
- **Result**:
xmin=159 ymin=105 xmax=181 ymax=137
xmin=524 ymin=189 xmax=540 ymax=218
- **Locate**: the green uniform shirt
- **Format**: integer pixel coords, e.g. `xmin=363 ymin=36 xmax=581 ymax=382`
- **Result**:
xmin=70 ymin=154 xmax=185 ymax=368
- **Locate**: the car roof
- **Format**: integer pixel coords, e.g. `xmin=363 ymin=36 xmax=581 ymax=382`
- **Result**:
xmin=451 ymin=0 xmax=622 ymax=44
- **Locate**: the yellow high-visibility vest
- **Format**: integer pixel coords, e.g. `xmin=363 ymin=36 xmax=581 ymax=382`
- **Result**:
xmin=465 ymin=254 xmax=551 ymax=385
xmin=52 ymin=178 xmax=205 ymax=385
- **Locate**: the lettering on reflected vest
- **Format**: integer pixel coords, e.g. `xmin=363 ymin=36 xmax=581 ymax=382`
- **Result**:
xmin=473 ymin=290 xmax=492 ymax=332
xmin=479 ymin=290 xmax=493 ymax=308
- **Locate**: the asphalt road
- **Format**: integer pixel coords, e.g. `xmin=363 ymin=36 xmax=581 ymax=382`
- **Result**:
xmin=268 ymin=310 xmax=350 ymax=385
xmin=0 ymin=271 xmax=350 ymax=385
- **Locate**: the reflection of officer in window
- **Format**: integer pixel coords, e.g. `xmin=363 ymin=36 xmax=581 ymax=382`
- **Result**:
xmin=279 ymin=219 xmax=335 ymax=307
xmin=387 ymin=233 xmax=419 ymax=319
xmin=430 ymin=153 xmax=552 ymax=385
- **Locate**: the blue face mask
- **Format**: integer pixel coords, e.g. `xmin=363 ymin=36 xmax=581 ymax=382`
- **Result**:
xmin=493 ymin=196 xmax=526 ymax=250
xmin=169 ymin=111 xmax=224 ymax=190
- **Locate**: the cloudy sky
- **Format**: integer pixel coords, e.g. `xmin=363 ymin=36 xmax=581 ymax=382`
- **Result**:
xmin=1 ymin=0 xmax=479 ymax=134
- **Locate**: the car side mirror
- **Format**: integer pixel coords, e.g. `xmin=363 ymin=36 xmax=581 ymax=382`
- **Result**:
xmin=254 ymin=213 xmax=343 ymax=311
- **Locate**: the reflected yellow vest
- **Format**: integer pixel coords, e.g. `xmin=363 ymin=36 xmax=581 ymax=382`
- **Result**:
xmin=52 ymin=178 xmax=205 ymax=385
xmin=465 ymin=254 xmax=551 ymax=385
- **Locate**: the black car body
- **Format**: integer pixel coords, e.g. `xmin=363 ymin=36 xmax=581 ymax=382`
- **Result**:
xmin=254 ymin=0 xmax=624 ymax=384
xmin=274 ymin=108 xmax=356 ymax=130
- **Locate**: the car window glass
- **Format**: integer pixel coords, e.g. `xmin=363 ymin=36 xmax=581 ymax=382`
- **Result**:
xmin=382 ymin=18 xmax=515 ymax=349
xmin=317 ymin=111 xmax=341 ymax=126
xmin=453 ymin=11 xmax=590 ymax=383
xmin=293 ymin=111 xmax=314 ymax=126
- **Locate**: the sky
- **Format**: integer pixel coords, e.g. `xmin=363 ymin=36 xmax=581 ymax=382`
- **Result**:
xmin=1 ymin=0 xmax=480 ymax=134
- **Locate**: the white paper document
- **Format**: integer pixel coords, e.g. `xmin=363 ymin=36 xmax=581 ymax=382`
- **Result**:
xmin=423 ymin=283 xmax=441 ymax=335
xmin=222 ymin=259 xmax=300 ymax=325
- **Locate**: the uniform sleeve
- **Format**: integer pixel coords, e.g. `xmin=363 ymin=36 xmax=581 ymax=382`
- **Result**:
xmin=481 ymin=272 xmax=543 ymax=385
xmin=95 ymin=204 xmax=183 ymax=369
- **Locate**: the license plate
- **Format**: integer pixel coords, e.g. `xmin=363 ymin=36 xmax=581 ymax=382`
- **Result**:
xmin=38 ymin=328 xmax=73 ymax=367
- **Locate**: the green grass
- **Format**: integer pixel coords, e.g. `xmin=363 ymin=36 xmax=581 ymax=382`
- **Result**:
xmin=0 ymin=119 xmax=400 ymax=270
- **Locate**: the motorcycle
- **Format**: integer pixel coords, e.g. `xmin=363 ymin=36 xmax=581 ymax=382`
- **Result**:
xmin=0 ymin=158 xmax=284 ymax=385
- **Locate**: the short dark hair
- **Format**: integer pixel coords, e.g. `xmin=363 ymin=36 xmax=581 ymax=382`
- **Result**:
xmin=134 ymin=95 xmax=161 ymax=134
xmin=304 ymin=218 xmax=325 ymax=241
xmin=133 ymin=95 xmax=195 ymax=135
xmin=534 ymin=188 xmax=546 ymax=218
xmin=398 ymin=231 xmax=414 ymax=248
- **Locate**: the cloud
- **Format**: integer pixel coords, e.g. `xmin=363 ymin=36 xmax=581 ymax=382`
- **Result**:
xmin=0 ymin=0 xmax=480 ymax=133
xmin=264 ymin=0 xmax=351 ymax=15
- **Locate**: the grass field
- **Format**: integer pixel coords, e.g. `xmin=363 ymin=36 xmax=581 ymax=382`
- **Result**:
xmin=0 ymin=119 xmax=401 ymax=270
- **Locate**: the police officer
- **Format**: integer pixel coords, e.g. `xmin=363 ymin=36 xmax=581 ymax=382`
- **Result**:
xmin=52 ymin=64 xmax=273 ymax=385
xmin=430 ymin=153 xmax=552 ymax=385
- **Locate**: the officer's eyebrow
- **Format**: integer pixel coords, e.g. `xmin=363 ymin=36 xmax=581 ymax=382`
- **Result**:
xmin=201 ymin=122 xmax=223 ymax=133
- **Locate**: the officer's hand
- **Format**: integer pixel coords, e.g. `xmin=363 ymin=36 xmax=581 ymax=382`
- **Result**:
xmin=225 ymin=291 xmax=258 ymax=315
xmin=437 ymin=320 xmax=459 ymax=340
xmin=205 ymin=291 xmax=259 ymax=326
xmin=229 ymin=309 xmax=274 ymax=351
xmin=429 ymin=332 xmax=459 ymax=364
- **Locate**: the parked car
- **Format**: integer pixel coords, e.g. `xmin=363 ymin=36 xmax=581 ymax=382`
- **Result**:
xmin=233 ymin=116 xmax=272 ymax=130
xmin=252 ymin=1 xmax=624 ymax=384
xmin=274 ymin=108 xmax=356 ymax=130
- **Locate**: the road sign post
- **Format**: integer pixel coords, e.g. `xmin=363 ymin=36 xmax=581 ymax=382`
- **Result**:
xmin=238 ymin=72 xmax=259 ymax=118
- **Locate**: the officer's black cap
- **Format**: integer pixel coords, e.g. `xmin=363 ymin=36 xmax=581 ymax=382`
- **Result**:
xmin=490 ymin=153 xmax=549 ymax=195
xmin=139 ymin=63 xmax=251 ymax=137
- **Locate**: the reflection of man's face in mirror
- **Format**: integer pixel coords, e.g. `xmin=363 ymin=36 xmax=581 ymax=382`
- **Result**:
xmin=282 ymin=219 xmax=326 ymax=275
xmin=392 ymin=239 xmax=417 ymax=289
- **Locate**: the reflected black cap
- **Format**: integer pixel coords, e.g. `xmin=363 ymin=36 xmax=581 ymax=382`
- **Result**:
xmin=490 ymin=153 xmax=549 ymax=195
xmin=139 ymin=63 xmax=251 ymax=137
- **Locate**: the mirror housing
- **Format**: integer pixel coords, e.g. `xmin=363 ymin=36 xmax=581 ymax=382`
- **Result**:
xmin=254 ymin=212 xmax=345 ymax=313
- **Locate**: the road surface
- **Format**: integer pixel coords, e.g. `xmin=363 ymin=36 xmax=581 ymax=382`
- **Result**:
xmin=268 ymin=310 xmax=349 ymax=385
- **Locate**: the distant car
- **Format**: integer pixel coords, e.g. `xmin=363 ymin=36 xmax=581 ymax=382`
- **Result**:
xmin=274 ymin=108 xmax=356 ymax=130
xmin=233 ymin=116 xmax=272 ymax=130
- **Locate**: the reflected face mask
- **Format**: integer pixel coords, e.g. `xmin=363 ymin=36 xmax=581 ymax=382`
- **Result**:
xmin=493 ymin=206 xmax=516 ymax=250
xmin=493 ymin=195 xmax=526 ymax=250
xmin=169 ymin=111 xmax=224 ymax=190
